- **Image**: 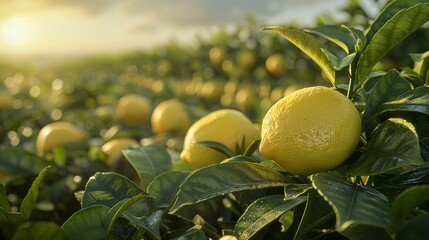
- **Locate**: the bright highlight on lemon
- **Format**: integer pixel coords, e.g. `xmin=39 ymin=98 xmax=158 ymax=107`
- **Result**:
xmin=259 ymin=86 xmax=361 ymax=176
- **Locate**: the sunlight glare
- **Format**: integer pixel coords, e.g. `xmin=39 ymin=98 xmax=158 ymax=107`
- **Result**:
xmin=0 ymin=17 xmax=33 ymax=49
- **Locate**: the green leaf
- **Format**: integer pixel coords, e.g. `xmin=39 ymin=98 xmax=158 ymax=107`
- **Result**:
xmin=390 ymin=185 xmax=429 ymax=229
xmin=0 ymin=210 xmax=26 ymax=239
xmin=311 ymin=172 xmax=391 ymax=231
xmin=0 ymin=185 xmax=10 ymax=211
xmin=264 ymin=26 xmax=336 ymax=86
xmin=0 ymin=146 xmax=50 ymax=180
xmin=362 ymin=70 xmax=412 ymax=128
xmin=284 ymin=184 xmax=313 ymax=200
xmin=378 ymin=86 xmax=429 ymax=117
xmin=243 ymin=139 xmax=261 ymax=157
xmin=82 ymin=172 xmax=155 ymax=217
xmin=365 ymin=0 xmax=428 ymax=42
xmin=339 ymin=224 xmax=392 ymax=240
xmin=305 ymin=25 xmax=357 ymax=54
xmin=106 ymin=194 xmax=149 ymax=238
xmin=378 ymin=166 xmax=429 ymax=189
xmin=356 ymin=3 xmax=429 ymax=83
xmin=411 ymin=50 xmax=429 ymax=84
xmin=169 ymin=162 xmax=295 ymax=213
xmin=233 ymin=195 xmax=306 ymax=240
xmin=123 ymin=145 xmax=172 ymax=190
xmin=322 ymin=49 xmax=357 ymax=71
xmin=348 ymin=118 xmax=424 ymax=176
xmin=61 ymin=205 xmax=111 ymax=240
xmin=126 ymin=210 xmax=163 ymax=240
xmin=12 ymin=221 xmax=64 ymax=240
xmin=147 ymin=171 xmax=190 ymax=208
xmin=396 ymin=213 xmax=429 ymax=240
xmin=197 ymin=141 xmax=236 ymax=158
xmin=20 ymin=166 xmax=50 ymax=220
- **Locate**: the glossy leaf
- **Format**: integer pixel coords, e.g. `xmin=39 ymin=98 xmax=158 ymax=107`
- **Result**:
xmin=311 ymin=172 xmax=391 ymax=231
xmin=106 ymin=194 xmax=149 ymax=238
xmin=362 ymin=70 xmax=412 ymax=131
xmin=365 ymin=0 xmax=428 ymax=42
xmin=61 ymin=205 xmax=111 ymax=240
xmin=264 ymin=26 xmax=336 ymax=86
xmin=305 ymin=25 xmax=357 ymax=54
xmin=0 ymin=146 xmax=50 ymax=179
xmin=147 ymin=171 xmax=190 ymax=208
xmin=356 ymin=3 xmax=429 ymax=83
xmin=123 ymin=145 xmax=172 ymax=190
xmin=169 ymin=162 xmax=295 ymax=213
xmin=20 ymin=166 xmax=50 ymax=219
xmin=378 ymin=86 xmax=429 ymax=116
xmin=126 ymin=210 xmax=163 ymax=240
xmin=284 ymin=184 xmax=313 ymax=201
xmin=390 ymin=185 xmax=429 ymax=229
xmin=378 ymin=166 xmax=429 ymax=189
xmin=348 ymin=118 xmax=424 ymax=176
xmin=234 ymin=195 xmax=306 ymax=240
xmin=411 ymin=50 xmax=429 ymax=84
xmin=82 ymin=172 xmax=155 ymax=217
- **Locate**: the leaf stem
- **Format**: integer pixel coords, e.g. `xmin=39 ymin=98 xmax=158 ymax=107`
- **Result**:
xmin=293 ymin=193 xmax=315 ymax=240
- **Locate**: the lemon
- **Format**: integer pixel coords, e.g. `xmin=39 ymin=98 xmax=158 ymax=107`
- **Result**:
xmin=101 ymin=138 xmax=139 ymax=165
xmin=180 ymin=109 xmax=260 ymax=169
xmin=116 ymin=94 xmax=152 ymax=125
xmin=259 ymin=86 xmax=361 ymax=176
xmin=151 ymin=99 xmax=191 ymax=135
xmin=265 ymin=53 xmax=286 ymax=76
xmin=36 ymin=121 xmax=88 ymax=154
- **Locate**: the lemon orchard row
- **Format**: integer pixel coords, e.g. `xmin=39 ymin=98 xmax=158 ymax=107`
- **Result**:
xmin=36 ymin=86 xmax=361 ymax=176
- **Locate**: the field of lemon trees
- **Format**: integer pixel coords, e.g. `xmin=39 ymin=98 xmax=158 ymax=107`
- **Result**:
xmin=1 ymin=1 xmax=429 ymax=239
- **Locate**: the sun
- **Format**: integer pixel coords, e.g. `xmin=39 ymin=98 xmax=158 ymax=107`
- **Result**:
xmin=0 ymin=17 xmax=33 ymax=49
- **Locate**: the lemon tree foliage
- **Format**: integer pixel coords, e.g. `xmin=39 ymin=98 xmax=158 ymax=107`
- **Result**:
xmin=1 ymin=0 xmax=429 ymax=239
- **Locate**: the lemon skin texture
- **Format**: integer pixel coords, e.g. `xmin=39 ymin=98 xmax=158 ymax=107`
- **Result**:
xmin=180 ymin=109 xmax=260 ymax=169
xmin=259 ymin=86 xmax=361 ymax=176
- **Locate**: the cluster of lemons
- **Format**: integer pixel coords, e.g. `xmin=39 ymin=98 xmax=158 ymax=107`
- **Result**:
xmin=36 ymin=85 xmax=361 ymax=176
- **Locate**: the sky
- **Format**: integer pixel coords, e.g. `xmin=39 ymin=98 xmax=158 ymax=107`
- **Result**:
xmin=0 ymin=0 xmax=351 ymax=65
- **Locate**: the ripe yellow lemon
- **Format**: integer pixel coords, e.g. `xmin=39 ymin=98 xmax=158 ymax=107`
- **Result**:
xmin=259 ymin=86 xmax=361 ymax=176
xmin=151 ymin=99 xmax=191 ymax=135
xmin=36 ymin=121 xmax=88 ymax=154
xmin=116 ymin=94 xmax=152 ymax=125
xmin=180 ymin=109 xmax=260 ymax=169
xmin=101 ymin=138 xmax=139 ymax=165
